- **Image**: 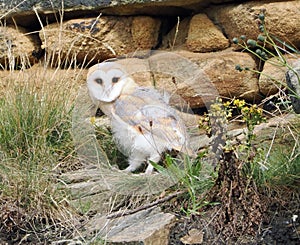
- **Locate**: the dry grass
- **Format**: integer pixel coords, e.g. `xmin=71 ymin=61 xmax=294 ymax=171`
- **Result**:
xmin=0 ymin=13 xmax=89 ymax=239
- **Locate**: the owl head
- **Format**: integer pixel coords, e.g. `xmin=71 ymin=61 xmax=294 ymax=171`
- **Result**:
xmin=87 ymin=62 xmax=135 ymax=103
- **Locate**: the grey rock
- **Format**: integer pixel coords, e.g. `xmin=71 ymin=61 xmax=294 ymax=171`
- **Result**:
xmin=0 ymin=0 xmax=220 ymax=13
xmin=0 ymin=0 xmax=235 ymax=27
xmin=86 ymin=207 xmax=176 ymax=244
xmin=0 ymin=0 xmax=111 ymax=12
xmin=286 ymin=67 xmax=300 ymax=114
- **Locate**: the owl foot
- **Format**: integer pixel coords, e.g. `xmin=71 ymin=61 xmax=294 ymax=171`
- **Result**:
xmin=124 ymin=162 xmax=156 ymax=174
xmin=145 ymin=163 xmax=154 ymax=174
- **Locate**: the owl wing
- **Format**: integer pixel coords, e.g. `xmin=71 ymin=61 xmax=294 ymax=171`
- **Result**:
xmin=111 ymin=88 xmax=191 ymax=154
xmin=139 ymin=105 xmax=188 ymax=150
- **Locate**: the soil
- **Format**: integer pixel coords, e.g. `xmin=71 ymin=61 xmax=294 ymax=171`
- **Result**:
xmin=169 ymin=193 xmax=300 ymax=245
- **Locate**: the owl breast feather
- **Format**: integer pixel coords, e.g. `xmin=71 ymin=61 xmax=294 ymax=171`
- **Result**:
xmin=110 ymin=87 xmax=188 ymax=155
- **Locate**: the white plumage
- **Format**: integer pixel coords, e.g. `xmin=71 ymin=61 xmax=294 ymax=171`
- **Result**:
xmin=87 ymin=62 xmax=193 ymax=174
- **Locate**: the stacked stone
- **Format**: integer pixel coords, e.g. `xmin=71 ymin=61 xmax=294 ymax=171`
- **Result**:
xmin=1 ymin=0 xmax=300 ymax=108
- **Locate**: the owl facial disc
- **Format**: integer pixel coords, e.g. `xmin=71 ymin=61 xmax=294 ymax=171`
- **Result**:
xmin=87 ymin=62 xmax=130 ymax=102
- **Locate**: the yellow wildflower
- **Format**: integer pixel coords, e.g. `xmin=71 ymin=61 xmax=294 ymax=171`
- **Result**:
xmin=233 ymin=99 xmax=246 ymax=108
xmin=90 ymin=116 xmax=96 ymax=125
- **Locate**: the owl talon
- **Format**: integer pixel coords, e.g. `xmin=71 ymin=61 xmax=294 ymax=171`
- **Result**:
xmin=145 ymin=164 xmax=154 ymax=174
xmin=124 ymin=166 xmax=136 ymax=173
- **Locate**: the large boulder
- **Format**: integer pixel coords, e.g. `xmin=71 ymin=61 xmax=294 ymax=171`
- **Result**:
xmin=114 ymin=50 xmax=260 ymax=108
xmin=39 ymin=16 xmax=161 ymax=66
xmin=176 ymin=50 xmax=261 ymax=106
xmin=186 ymin=14 xmax=229 ymax=52
xmin=0 ymin=26 xmax=40 ymax=69
xmin=162 ymin=13 xmax=230 ymax=52
xmin=207 ymin=1 xmax=300 ymax=49
xmin=259 ymin=55 xmax=300 ymax=96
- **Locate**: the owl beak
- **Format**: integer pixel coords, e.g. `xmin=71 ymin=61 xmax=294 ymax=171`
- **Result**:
xmin=98 ymin=85 xmax=115 ymax=102
xmin=105 ymin=85 xmax=113 ymax=96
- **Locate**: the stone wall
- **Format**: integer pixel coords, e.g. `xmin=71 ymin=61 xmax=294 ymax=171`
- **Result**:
xmin=1 ymin=0 xmax=300 ymax=108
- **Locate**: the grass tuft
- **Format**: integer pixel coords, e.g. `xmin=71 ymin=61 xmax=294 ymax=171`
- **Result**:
xmin=0 ymin=74 xmax=77 ymax=237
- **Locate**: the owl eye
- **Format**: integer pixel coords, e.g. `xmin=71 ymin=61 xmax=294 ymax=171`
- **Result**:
xmin=112 ymin=77 xmax=120 ymax=83
xmin=94 ymin=78 xmax=103 ymax=85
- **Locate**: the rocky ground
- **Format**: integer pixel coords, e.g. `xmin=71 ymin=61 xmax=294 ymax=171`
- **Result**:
xmin=1 ymin=186 xmax=298 ymax=244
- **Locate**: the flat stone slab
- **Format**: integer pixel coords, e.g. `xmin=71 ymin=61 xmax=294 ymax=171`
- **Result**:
xmin=0 ymin=0 xmax=216 ymax=14
xmin=1 ymin=0 xmax=233 ymax=27
xmin=85 ymin=207 xmax=176 ymax=244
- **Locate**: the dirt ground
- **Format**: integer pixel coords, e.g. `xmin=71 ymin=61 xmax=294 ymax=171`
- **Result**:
xmin=169 ymin=193 xmax=300 ymax=245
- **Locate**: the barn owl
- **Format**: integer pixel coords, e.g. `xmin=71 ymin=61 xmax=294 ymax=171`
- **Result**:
xmin=87 ymin=61 xmax=193 ymax=174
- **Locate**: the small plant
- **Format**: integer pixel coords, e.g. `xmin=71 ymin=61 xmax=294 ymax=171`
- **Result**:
xmin=199 ymin=98 xmax=265 ymax=172
xmin=152 ymin=152 xmax=216 ymax=215
xmin=224 ymin=98 xmax=265 ymax=147
xmin=233 ymin=11 xmax=299 ymax=66
xmin=197 ymin=98 xmax=267 ymax=236
xmin=209 ymin=98 xmax=299 ymax=196
xmin=230 ymin=11 xmax=300 ymax=191
xmin=233 ymin=11 xmax=300 ymax=113
xmin=180 ymin=154 xmax=217 ymax=215
xmin=221 ymin=99 xmax=268 ymax=192
xmin=254 ymin=143 xmax=300 ymax=190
